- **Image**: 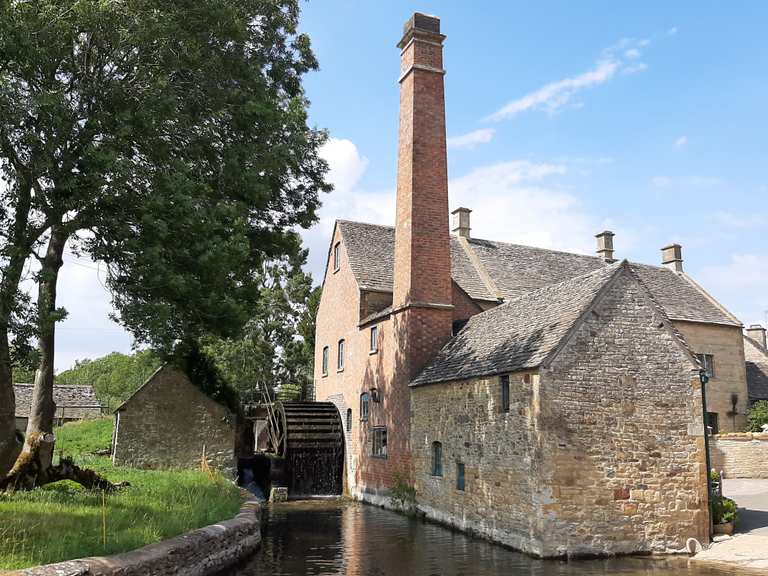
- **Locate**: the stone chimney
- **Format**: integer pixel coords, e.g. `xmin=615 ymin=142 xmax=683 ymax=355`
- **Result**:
xmin=452 ymin=207 xmax=471 ymax=238
xmin=595 ymin=231 xmax=615 ymax=263
xmin=392 ymin=12 xmax=453 ymax=377
xmin=661 ymin=244 xmax=684 ymax=272
xmin=747 ymin=324 xmax=767 ymax=348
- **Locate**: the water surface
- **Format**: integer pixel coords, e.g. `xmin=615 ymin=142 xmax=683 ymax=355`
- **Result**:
xmin=229 ymin=500 xmax=728 ymax=576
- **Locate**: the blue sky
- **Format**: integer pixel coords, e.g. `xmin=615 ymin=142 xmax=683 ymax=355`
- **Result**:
xmin=52 ymin=1 xmax=767 ymax=370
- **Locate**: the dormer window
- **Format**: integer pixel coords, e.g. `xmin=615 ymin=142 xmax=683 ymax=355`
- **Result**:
xmin=333 ymin=242 xmax=341 ymax=272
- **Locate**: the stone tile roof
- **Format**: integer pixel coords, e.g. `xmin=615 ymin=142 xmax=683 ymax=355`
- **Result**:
xmin=14 ymin=383 xmax=103 ymax=419
xmin=745 ymin=336 xmax=768 ymax=402
xmin=335 ymin=220 xmax=740 ymax=326
xmin=412 ymin=262 xmax=625 ymax=386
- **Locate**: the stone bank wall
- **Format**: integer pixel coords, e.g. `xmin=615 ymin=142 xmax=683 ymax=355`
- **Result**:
xmin=711 ymin=433 xmax=768 ymax=478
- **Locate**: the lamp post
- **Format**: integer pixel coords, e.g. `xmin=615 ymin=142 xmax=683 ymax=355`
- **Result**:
xmin=700 ymin=369 xmax=713 ymax=538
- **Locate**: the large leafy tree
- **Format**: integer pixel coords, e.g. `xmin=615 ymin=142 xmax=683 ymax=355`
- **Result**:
xmin=0 ymin=0 xmax=329 ymax=481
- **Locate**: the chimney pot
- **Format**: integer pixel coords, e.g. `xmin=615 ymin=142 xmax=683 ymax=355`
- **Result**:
xmin=595 ymin=231 xmax=616 ymax=263
xmin=661 ymin=244 xmax=684 ymax=272
xmin=452 ymin=207 xmax=471 ymax=238
xmin=747 ymin=324 xmax=767 ymax=349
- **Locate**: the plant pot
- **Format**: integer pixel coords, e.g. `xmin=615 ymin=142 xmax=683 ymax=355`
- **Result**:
xmin=714 ymin=521 xmax=734 ymax=535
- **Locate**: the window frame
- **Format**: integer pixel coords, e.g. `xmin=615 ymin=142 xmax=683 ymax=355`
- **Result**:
xmin=431 ymin=441 xmax=443 ymax=477
xmin=337 ymin=339 xmax=345 ymax=372
xmin=697 ymin=353 xmax=715 ymax=379
xmin=321 ymin=346 xmax=329 ymax=376
xmin=500 ymin=374 xmax=510 ymax=413
xmin=360 ymin=392 xmax=370 ymax=422
xmin=370 ymin=325 xmax=379 ymax=353
xmin=346 ymin=408 xmax=352 ymax=432
xmin=456 ymin=462 xmax=466 ymax=491
xmin=333 ymin=242 xmax=341 ymax=272
xmin=372 ymin=426 xmax=388 ymax=459
xmin=706 ymin=412 xmax=719 ymax=435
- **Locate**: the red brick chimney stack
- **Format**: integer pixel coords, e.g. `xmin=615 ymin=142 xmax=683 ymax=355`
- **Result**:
xmin=393 ymin=13 xmax=452 ymax=310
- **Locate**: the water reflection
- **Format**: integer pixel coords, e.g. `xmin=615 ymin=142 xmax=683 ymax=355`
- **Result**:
xmin=228 ymin=500 xmax=728 ymax=576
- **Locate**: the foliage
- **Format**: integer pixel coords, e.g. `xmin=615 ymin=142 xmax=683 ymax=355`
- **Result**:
xmin=202 ymin=254 xmax=320 ymax=401
xmin=0 ymin=421 xmax=240 ymax=570
xmin=710 ymin=468 xmax=721 ymax=484
xmin=56 ymin=351 xmax=161 ymax=410
xmin=747 ymin=400 xmax=768 ymax=432
xmin=711 ymin=496 xmax=738 ymax=525
xmin=390 ymin=471 xmax=417 ymax=515
xmin=171 ymin=341 xmax=241 ymax=415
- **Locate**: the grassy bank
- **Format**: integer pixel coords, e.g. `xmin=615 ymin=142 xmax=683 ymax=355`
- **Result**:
xmin=0 ymin=418 xmax=242 ymax=570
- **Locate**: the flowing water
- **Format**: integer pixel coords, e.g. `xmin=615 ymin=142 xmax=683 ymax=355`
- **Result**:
xmin=226 ymin=500 xmax=729 ymax=576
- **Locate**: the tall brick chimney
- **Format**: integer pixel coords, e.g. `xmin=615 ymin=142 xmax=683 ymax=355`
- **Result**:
xmin=393 ymin=13 xmax=452 ymax=312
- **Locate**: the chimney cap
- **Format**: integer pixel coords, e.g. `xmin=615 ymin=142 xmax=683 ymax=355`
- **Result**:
xmin=749 ymin=323 xmax=766 ymax=330
xmin=451 ymin=207 xmax=472 ymax=215
xmin=595 ymin=230 xmax=615 ymax=238
xmin=399 ymin=12 xmax=445 ymax=48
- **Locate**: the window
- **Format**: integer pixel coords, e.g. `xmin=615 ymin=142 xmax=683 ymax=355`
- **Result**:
xmin=706 ymin=412 xmax=719 ymax=435
xmin=333 ymin=242 xmax=341 ymax=271
xmin=360 ymin=393 xmax=370 ymax=421
xmin=372 ymin=427 xmax=387 ymax=458
xmin=697 ymin=353 xmax=715 ymax=379
xmin=431 ymin=442 xmax=443 ymax=476
xmin=346 ymin=408 xmax=352 ymax=432
xmin=370 ymin=325 xmax=378 ymax=353
xmin=456 ymin=462 xmax=465 ymax=491
xmin=500 ymin=374 xmax=510 ymax=413
xmin=321 ymin=346 xmax=329 ymax=376
xmin=337 ymin=339 xmax=345 ymax=371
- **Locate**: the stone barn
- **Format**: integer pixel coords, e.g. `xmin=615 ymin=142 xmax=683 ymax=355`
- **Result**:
xmin=112 ymin=366 xmax=238 ymax=477
xmin=14 ymin=383 xmax=104 ymax=432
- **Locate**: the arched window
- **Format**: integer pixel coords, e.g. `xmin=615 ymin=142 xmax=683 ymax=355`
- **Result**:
xmin=431 ymin=441 xmax=443 ymax=477
xmin=360 ymin=392 xmax=370 ymax=422
xmin=346 ymin=408 xmax=352 ymax=432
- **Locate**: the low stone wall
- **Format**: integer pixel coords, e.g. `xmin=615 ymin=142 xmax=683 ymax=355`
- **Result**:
xmin=711 ymin=432 xmax=768 ymax=479
xmin=10 ymin=499 xmax=261 ymax=576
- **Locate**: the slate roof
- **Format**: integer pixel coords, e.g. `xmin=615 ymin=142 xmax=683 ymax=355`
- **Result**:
xmin=335 ymin=220 xmax=740 ymax=326
xmin=14 ymin=384 xmax=103 ymax=419
xmin=411 ymin=262 xmax=625 ymax=386
xmin=745 ymin=336 xmax=768 ymax=402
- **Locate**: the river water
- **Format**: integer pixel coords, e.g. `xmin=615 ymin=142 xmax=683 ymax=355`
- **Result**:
xmin=226 ymin=500 xmax=728 ymax=576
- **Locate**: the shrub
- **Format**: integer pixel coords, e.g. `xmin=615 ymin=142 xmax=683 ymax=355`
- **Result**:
xmin=712 ymin=496 xmax=737 ymax=525
xmin=747 ymin=400 xmax=768 ymax=432
xmin=390 ymin=471 xmax=417 ymax=514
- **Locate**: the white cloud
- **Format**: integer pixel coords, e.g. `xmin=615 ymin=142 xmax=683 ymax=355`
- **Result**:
xmin=487 ymin=38 xmax=650 ymax=121
xmin=698 ymin=254 xmax=768 ymax=325
xmin=709 ymin=211 xmax=768 ymax=230
xmin=675 ymin=135 xmax=688 ymax=148
xmin=651 ymin=176 xmax=672 ymax=187
xmin=447 ymin=128 xmax=496 ymax=150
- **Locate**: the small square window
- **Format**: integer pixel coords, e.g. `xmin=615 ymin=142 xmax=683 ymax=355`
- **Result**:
xmin=321 ymin=346 xmax=329 ymax=376
xmin=333 ymin=242 xmax=341 ymax=272
xmin=697 ymin=354 xmax=715 ymax=378
xmin=500 ymin=374 xmax=510 ymax=413
xmin=372 ymin=427 xmax=387 ymax=458
xmin=370 ymin=325 xmax=378 ymax=353
xmin=456 ymin=462 xmax=465 ymax=491
xmin=337 ymin=339 xmax=345 ymax=372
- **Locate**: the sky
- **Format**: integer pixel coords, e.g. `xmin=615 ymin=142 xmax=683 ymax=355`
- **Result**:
xmin=51 ymin=1 xmax=768 ymax=371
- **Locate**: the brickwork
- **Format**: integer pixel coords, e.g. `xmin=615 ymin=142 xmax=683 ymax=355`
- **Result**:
xmin=411 ymin=270 xmax=709 ymax=558
xmin=674 ymin=321 xmax=749 ymax=432
xmin=112 ymin=367 xmax=237 ymax=477
xmin=711 ymin=433 xmax=768 ymax=478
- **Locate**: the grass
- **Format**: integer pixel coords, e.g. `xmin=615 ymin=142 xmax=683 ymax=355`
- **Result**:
xmin=0 ymin=418 xmax=243 ymax=570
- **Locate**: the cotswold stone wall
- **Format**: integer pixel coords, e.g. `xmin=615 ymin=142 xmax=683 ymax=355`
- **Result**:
xmin=711 ymin=433 xmax=768 ymax=478
xmin=410 ymin=272 xmax=709 ymax=558
xmin=113 ymin=367 xmax=236 ymax=477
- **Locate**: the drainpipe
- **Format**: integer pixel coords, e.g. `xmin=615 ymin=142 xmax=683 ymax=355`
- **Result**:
xmin=700 ymin=369 xmax=713 ymax=539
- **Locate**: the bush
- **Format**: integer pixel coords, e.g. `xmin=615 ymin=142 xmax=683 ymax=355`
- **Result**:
xmin=712 ymin=496 xmax=738 ymax=525
xmin=747 ymin=400 xmax=768 ymax=432
xmin=390 ymin=471 xmax=417 ymax=514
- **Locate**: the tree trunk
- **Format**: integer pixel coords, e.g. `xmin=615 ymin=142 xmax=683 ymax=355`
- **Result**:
xmin=23 ymin=224 xmax=67 ymax=470
xmin=0 ymin=328 xmax=20 ymax=477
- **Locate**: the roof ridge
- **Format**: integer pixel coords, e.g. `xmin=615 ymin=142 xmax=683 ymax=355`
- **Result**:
xmin=455 ymin=236 xmax=503 ymax=301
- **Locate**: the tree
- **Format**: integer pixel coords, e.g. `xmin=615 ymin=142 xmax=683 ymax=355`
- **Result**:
xmin=747 ymin=401 xmax=768 ymax=432
xmin=0 ymin=0 xmax=329 ymax=482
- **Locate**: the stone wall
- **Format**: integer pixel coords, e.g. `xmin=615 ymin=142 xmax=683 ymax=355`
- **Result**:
xmin=674 ymin=321 xmax=748 ymax=432
xmin=112 ymin=367 xmax=237 ymax=477
xmin=711 ymin=432 xmax=768 ymax=478
xmin=15 ymin=499 xmax=261 ymax=576
xmin=410 ymin=271 xmax=709 ymax=558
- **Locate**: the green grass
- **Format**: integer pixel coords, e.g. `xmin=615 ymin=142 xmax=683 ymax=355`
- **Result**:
xmin=0 ymin=418 xmax=243 ymax=570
